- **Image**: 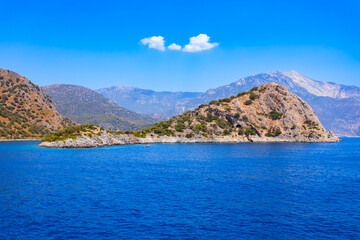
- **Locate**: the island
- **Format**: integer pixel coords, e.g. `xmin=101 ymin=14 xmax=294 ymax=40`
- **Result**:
xmin=39 ymin=83 xmax=339 ymax=148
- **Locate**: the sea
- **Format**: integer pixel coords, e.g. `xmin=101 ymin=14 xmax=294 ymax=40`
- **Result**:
xmin=0 ymin=139 xmax=359 ymax=239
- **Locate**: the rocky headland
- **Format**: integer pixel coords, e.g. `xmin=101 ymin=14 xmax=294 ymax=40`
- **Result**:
xmin=39 ymin=83 xmax=339 ymax=148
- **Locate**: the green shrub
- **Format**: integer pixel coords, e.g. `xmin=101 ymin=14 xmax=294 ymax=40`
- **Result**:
xmin=209 ymin=100 xmax=220 ymax=105
xmin=195 ymin=124 xmax=207 ymax=132
xmin=185 ymin=133 xmax=194 ymax=138
xmin=269 ymin=110 xmax=282 ymax=120
xmin=198 ymin=104 xmax=207 ymax=108
xmin=223 ymin=129 xmax=231 ymax=136
xmin=244 ymin=100 xmax=252 ymax=105
xmin=206 ymin=113 xmax=217 ymax=122
xmin=237 ymin=92 xmax=247 ymax=97
xmin=245 ymin=127 xmax=256 ymax=136
xmin=265 ymin=129 xmax=282 ymax=137
xmin=249 ymin=93 xmax=258 ymax=100
xmin=175 ymin=124 xmax=185 ymax=132
xmin=216 ymin=118 xmax=232 ymax=129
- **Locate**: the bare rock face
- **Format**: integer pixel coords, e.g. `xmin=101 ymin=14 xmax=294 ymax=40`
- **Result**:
xmin=39 ymin=83 xmax=338 ymax=148
xmin=228 ymin=83 xmax=338 ymax=142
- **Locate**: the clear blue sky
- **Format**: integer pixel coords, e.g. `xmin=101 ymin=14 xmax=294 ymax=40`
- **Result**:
xmin=1 ymin=0 xmax=360 ymax=91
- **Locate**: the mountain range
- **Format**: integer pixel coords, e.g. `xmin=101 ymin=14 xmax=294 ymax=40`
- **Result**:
xmin=1 ymin=67 xmax=359 ymax=138
xmin=42 ymin=84 xmax=155 ymax=131
xmin=97 ymin=71 xmax=360 ymax=136
xmin=97 ymin=86 xmax=201 ymax=117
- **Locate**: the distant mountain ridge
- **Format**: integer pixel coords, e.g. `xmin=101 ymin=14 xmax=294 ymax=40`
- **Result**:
xmin=42 ymin=84 xmax=155 ymax=131
xmin=97 ymin=71 xmax=360 ymax=136
xmin=97 ymin=86 xmax=201 ymax=117
xmin=185 ymin=71 xmax=360 ymax=106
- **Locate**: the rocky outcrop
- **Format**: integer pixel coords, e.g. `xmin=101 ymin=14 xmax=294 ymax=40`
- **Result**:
xmin=39 ymin=83 xmax=339 ymax=148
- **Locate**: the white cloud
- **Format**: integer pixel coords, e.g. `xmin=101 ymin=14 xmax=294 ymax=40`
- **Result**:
xmin=140 ymin=36 xmax=165 ymax=51
xmin=168 ymin=43 xmax=181 ymax=50
xmin=183 ymin=34 xmax=219 ymax=52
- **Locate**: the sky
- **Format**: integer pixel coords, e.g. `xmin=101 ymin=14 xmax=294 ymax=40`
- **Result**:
xmin=1 ymin=0 xmax=360 ymax=92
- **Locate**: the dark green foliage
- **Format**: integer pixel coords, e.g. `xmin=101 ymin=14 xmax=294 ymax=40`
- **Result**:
xmin=220 ymin=98 xmax=231 ymax=103
xmin=249 ymin=93 xmax=258 ymax=100
xmin=42 ymin=124 xmax=96 ymax=142
xmin=236 ymin=92 xmax=247 ymax=97
xmin=209 ymin=100 xmax=220 ymax=106
xmin=304 ymin=120 xmax=319 ymax=129
xmin=185 ymin=133 xmax=194 ymax=138
xmin=245 ymin=127 xmax=256 ymax=136
xmin=244 ymin=100 xmax=252 ymax=105
xmin=223 ymin=129 xmax=231 ymax=135
xmin=216 ymin=118 xmax=232 ymax=129
xmin=195 ymin=124 xmax=207 ymax=132
xmin=206 ymin=113 xmax=217 ymax=122
xmin=250 ymin=87 xmax=258 ymax=91
xmin=134 ymin=132 xmax=146 ymax=138
xmin=265 ymin=129 xmax=282 ymax=137
xmin=175 ymin=123 xmax=185 ymax=132
xmin=269 ymin=110 xmax=282 ymax=120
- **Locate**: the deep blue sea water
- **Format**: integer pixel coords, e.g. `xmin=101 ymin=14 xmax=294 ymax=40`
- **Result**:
xmin=0 ymin=139 xmax=359 ymax=239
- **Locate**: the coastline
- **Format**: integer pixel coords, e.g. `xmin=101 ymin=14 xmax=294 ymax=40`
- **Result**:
xmin=39 ymin=132 xmax=340 ymax=149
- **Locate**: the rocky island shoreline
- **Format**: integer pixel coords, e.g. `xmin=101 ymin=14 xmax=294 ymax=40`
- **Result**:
xmin=39 ymin=83 xmax=339 ymax=148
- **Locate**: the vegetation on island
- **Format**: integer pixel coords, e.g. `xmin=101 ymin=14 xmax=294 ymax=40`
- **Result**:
xmin=42 ymin=124 xmax=102 ymax=142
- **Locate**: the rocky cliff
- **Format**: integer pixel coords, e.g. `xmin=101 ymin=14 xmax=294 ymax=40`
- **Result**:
xmin=40 ymin=83 xmax=338 ymax=148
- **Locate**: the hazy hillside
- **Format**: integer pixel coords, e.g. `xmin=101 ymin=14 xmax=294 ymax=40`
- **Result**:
xmin=42 ymin=84 xmax=155 ymax=131
xmin=97 ymin=86 xmax=201 ymax=117
xmin=0 ymin=68 xmax=73 ymax=139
